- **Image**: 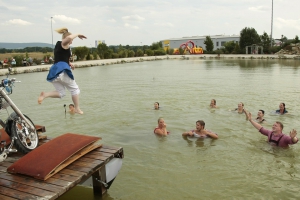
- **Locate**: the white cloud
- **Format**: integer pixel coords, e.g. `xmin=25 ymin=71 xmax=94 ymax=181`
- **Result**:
xmin=275 ymin=17 xmax=300 ymax=31
xmin=52 ymin=15 xmax=81 ymax=24
xmin=108 ymin=19 xmax=117 ymax=23
xmin=122 ymin=15 xmax=145 ymax=22
xmin=248 ymin=6 xmax=268 ymax=12
xmin=154 ymin=22 xmax=174 ymax=27
xmin=124 ymin=23 xmax=139 ymax=29
xmin=6 ymin=19 xmax=32 ymax=25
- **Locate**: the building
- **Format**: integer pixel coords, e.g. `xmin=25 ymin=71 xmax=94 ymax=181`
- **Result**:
xmin=161 ymin=35 xmax=240 ymax=51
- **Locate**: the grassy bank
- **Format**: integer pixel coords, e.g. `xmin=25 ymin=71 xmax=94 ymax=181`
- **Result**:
xmin=0 ymin=52 xmax=53 ymax=61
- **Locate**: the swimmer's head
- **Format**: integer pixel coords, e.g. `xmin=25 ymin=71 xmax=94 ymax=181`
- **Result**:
xmin=258 ymin=109 xmax=265 ymax=116
xmin=196 ymin=120 xmax=205 ymax=129
xmin=69 ymin=104 xmax=74 ymax=111
xmin=279 ymin=103 xmax=286 ymax=110
xmin=211 ymin=99 xmax=216 ymax=106
xmin=157 ymin=117 xmax=166 ymax=127
xmin=272 ymin=121 xmax=283 ymax=132
xmin=238 ymin=102 xmax=244 ymax=108
xmin=154 ymin=102 xmax=159 ymax=110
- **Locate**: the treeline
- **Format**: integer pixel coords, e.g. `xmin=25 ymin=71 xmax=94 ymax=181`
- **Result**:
xmin=73 ymin=41 xmax=166 ymax=61
xmin=0 ymin=47 xmax=53 ymax=54
xmin=203 ymin=27 xmax=300 ymax=54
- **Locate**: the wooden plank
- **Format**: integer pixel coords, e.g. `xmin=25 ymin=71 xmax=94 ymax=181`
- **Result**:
xmin=97 ymin=148 xmax=117 ymax=154
xmin=76 ymin=157 xmax=101 ymax=164
xmin=71 ymin=160 xmax=102 ymax=168
xmin=58 ymin=168 xmax=86 ymax=177
xmin=101 ymin=145 xmax=122 ymax=150
xmin=0 ymin=179 xmax=57 ymax=199
xmin=0 ymin=185 xmax=41 ymax=200
xmin=35 ymin=125 xmax=46 ymax=133
xmin=0 ymin=173 xmax=64 ymax=195
xmin=50 ymin=172 xmax=81 ymax=182
xmin=88 ymin=150 xmax=113 ymax=157
xmin=83 ymin=153 xmax=113 ymax=161
xmin=44 ymin=177 xmax=74 ymax=188
xmin=0 ymin=194 xmax=17 ymax=200
xmin=65 ymin=164 xmax=94 ymax=174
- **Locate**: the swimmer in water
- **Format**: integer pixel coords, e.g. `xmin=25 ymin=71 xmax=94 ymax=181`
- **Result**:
xmin=232 ymin=102 xmax=245 ymax=114
xmin=210 ymin=99 xmax=217 ymax=108
xmin=69 ymin=104 xmax=75 ymax=114
xmin=275 ymin=102 xmax=288 ymax=115
xmin=154 ymin=117 xmax=169 ymax=136
xmin=182 ymin=120 xmax=218 ymax=139
xmin=244 ymin=109 xmax=266 ymax=123
xmin=154 ymin=102 xmax=159 ymax=110
xmin=246 ymin=112 xmax=298 ymax=148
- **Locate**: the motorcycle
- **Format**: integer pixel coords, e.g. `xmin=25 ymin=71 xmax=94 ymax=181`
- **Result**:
xmin=0 ymin=67 xmax=39 ymax=162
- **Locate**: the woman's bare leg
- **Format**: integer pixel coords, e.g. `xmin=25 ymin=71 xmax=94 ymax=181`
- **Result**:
xmin=72 ymin=94 xmax=83 ymax=114
xmin=38 ymin=91 xmax=60 ymax=104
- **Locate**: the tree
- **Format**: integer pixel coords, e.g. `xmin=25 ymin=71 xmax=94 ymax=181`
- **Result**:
xmin=128 ymin=50 xmax=135 ymax=57
xmin=145 ymin=49 xmax=154 ymax=56
xmin=73 ymin=46 xmax=89 ymax=60
xmin=280 ymin=35 xmax=288 ymax=47
xmin=239 ymin=27 xmax=261 ymax=52
xmin=294 ymin=35 xmax=299 ymax=44
xmin=97 ymin=43 xmax=109 ymax=59
xmin=136 ymin=49 xmax=144 ymax=57
xmin=233 ymin=43 xmax=241 ymax=54
xmin=223 ymin=41 xmax=236 ymax=54
xmin=260 ymin=32 xmax=271 ymax=53
xmin=204 ymin=36 xmax=214 ymax=52
xmin=104 ymin=49 xmax=113 ymax=59
xmin=150 ymin=41 xmax=162 ymax=50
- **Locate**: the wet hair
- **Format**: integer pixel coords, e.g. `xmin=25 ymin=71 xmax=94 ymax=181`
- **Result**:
xmin=155 ymin=102 xmax=159 ymax=106
xmin=275 ymin=121 xmax=284 ymax=130
xmin=69 ymin=104 xmax=74 ymax=107
xmin=240 ymin=102 xmax=244 ymax=106
xmin=281 ymin=102 xmax=286 ymax=113
xmin=196 ymin=120 xmax=205 ymax=128
xmin=212 ymin=99 xmax=216 ymax=105
xmin=158 ymin=117 xmax=164 ymax=123
xmin=56 ymin=27 xmax=72 ymax=39
xmin=259 ymin=109 xmax=265 ymax=115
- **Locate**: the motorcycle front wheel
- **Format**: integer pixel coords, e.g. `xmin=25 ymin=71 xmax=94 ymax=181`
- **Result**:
xmin=11 ymin=115 xmax=39 ymax=154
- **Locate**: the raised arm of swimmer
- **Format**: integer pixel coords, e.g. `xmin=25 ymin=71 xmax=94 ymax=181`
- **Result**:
xmin=246 ymin=112 xmax=262 ymax=130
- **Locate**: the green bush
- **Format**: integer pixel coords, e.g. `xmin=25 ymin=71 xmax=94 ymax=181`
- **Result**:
xmin=92 ymin=51 xmax=98 ymax=60
xmin=128 ymin=50 xmax=135 ymax=57
xmin=112 ymin=53 xmax=119 ymax=58
xmin=73 ymin=46 xmax=89 ymax=60
xmin=86 ymin=53 xmax=91 ymax=60
xmin=145 ymin=49 xmax=154 ymax=56
xmin=154 ymin=48 xmax=166 ymax=55
xmin=13 ymin=54 xmax=24 ymax=66
xmin=118 ymin=50 xmax=128 ymax=58
xmin=136 ymin=49 xmax=144 ymax=57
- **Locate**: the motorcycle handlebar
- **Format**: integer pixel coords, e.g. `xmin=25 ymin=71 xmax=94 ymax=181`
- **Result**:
xmin=0 ymin=78 xmax=19 ymax=87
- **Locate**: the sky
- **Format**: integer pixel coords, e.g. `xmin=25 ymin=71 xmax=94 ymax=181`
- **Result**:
xmin=0 ymin=0 xmax=299 ymax=47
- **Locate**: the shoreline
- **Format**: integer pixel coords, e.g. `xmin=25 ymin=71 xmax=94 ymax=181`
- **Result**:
xmin=1 ymin=54 xmax=299 ymax=76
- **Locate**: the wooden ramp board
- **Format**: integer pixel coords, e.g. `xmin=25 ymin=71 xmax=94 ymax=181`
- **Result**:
xmin=0 ymin=145 xmax=123 ymax=200
xmin=7 ymin=133 xmax=102 ymax=180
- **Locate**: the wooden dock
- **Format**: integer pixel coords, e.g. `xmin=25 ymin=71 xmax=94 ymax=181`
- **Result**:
xmin=0 ymin=127 xmax=124 ymax=200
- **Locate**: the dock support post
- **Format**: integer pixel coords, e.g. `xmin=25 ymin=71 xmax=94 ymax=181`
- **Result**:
xmin=92 ymin=165 xmax=107 ymax=198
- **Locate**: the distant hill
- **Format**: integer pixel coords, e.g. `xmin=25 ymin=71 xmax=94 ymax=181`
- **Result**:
xmin=0 ymin=42 xmax=53 ymax=49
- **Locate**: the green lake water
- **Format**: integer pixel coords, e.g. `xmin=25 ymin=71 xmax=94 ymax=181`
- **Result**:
xmin=2 ymin=58 xmax=300 ymax=200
